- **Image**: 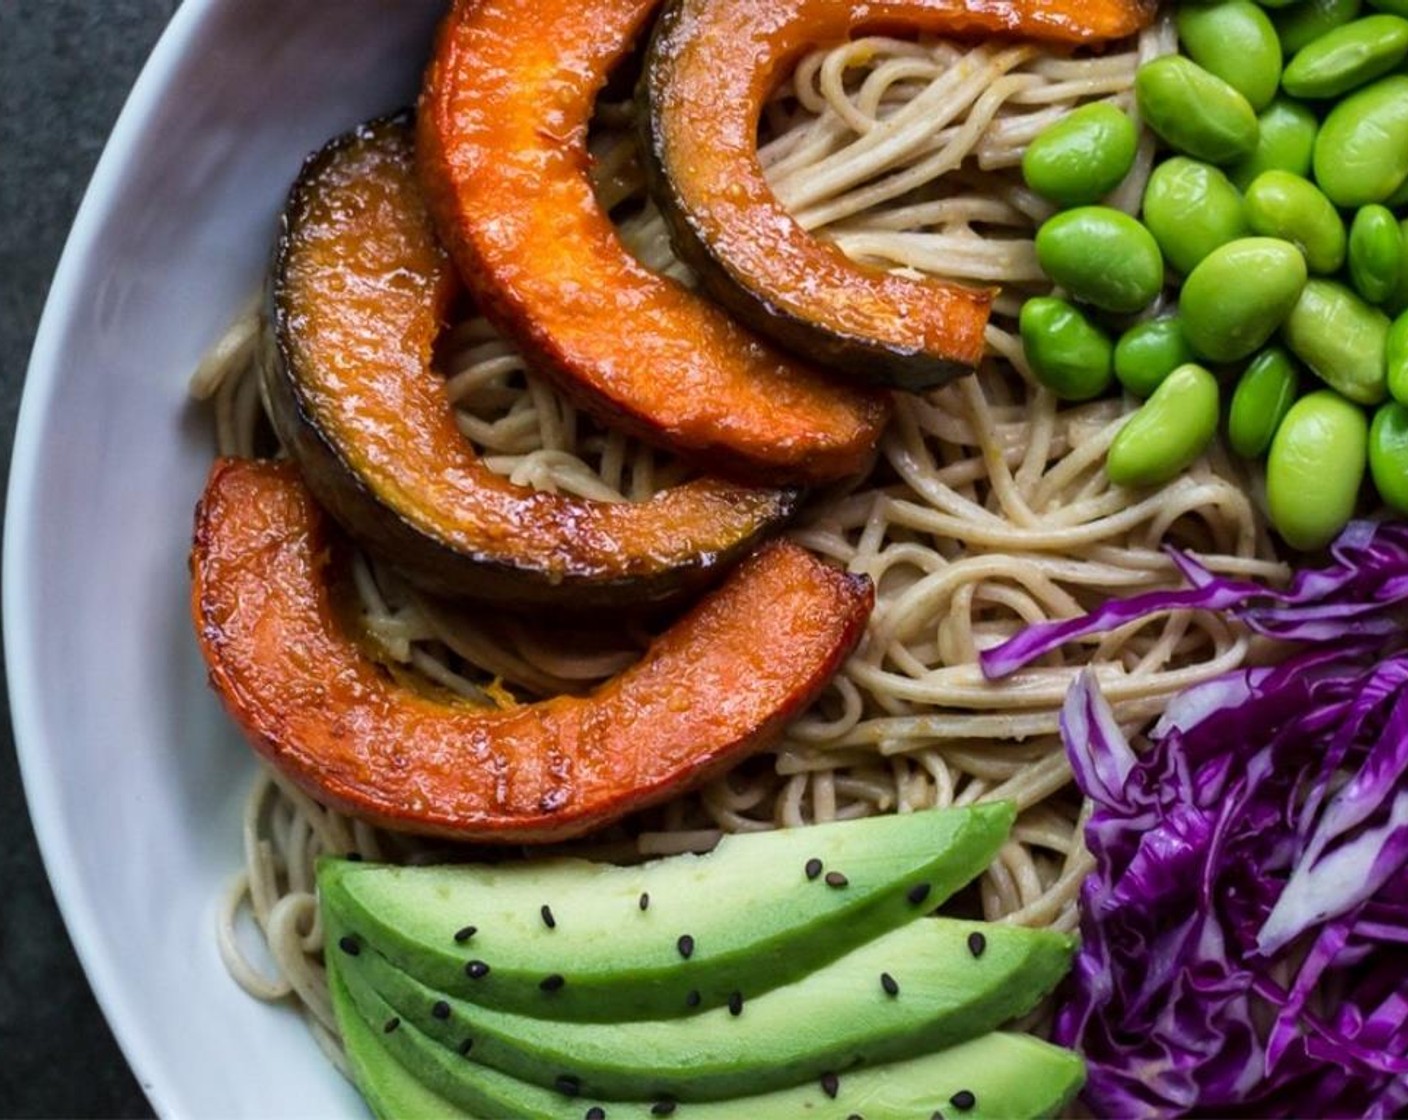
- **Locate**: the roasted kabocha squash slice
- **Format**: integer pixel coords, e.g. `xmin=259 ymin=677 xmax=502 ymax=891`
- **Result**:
xmin=263 ymin=115 xmax=796 ymax=610
xmin=640 ymin=0 xmax=1158 ymax=390
xmin=191 ymin=459 xmax=873 ymax=842
xmin=417 ymin=0 xmax=891 ymax=486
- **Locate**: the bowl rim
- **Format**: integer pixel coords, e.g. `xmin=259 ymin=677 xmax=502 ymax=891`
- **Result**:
xmin=4 ymin=1 xmax=213 ymax=1113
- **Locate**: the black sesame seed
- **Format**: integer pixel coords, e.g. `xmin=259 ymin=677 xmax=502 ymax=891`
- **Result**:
xmin=685 ymin=989 xmax=701 ymax=1008
xmin=805 ymin=857 xmax=823 ymax=880
xmin=457 ymin=1038 xmax=475 ymax=1056
xmin=651 ymin=1100 xmax=677 ymax=1117
xmin=907 ymin=882 xmax=932 ymax=906
xmin=383 ymin=1017 xmax=400 ymax=1034
xmin=728 ymin=990 xmax=744 ymax=1016
xmin=821 ymin=1072 xmax=839 ymax=1099
xmin=880 ymin=972 xmax=900 ymax=997
xmin=950 ymin=1090 xmax=976 ymax=1112
xmin=465 ymin=960 xmax=490 ymax=979
xmin=432 ymin=1000 xmax=451 ymax=1020
xmin=345 ymin=852 xmax=364 ymax=862
xmin=540 ymin=973 xmax=566 ymax=992
xmin=639 ymin=892 xmax=650 ymax=911
xmin=850 ymin=1115 xmax=865 ymax=1120
xmin=677 ymin=934 xmax=695 ymax=959
xmin=825 ymin=871 xmax=849 ymax=888
xmin=967 ymin=931 xmax=987 ymax=959
xmin=555 ymin=1074 xmax=581 ymax=1098
xmin=453 ymin=925 xmax=477 ymax=943
xmin=337 ymin=935 xmax=361 ymax=956
xmin=541 ymin=904 xmax=557 ymax=929
xmin=586 ymin=1109 xmax=606 ymax=1120
xmin=930 ymin=1112 xmax=944 ymax=1120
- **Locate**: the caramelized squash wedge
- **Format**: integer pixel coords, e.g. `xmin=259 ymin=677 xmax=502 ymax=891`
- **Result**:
xmin=417 ymin=0 xmax=891 ymax=486
xmin=641 ymin=0 xmax=1158 ymax=391
xmin=191 ymin=459 xmax=873 ymax=842
xmin=264 ymin=115 xmax=796 ymax=610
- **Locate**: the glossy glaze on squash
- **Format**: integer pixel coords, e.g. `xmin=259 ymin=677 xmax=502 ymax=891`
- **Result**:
xmin=641 ymin=0 xmax=1158 ymax=390
xmin=263 ymin=116 xmax=796 ymax=609
xmin=191 ymin=459 xmax=874 ymax=842
xmin=417 ymin=0 xmax=891 ymax=486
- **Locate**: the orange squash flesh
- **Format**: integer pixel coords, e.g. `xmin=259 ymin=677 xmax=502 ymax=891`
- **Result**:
xmin=641 ymin=0 xmax=1157 ymax=391
xmin=417 ymin=0 xmax=892 ymax=486
xmin=265 ymin=116 xmax=796 ymax=609
xmin=191 ymin=459 xmax=874 ymax=842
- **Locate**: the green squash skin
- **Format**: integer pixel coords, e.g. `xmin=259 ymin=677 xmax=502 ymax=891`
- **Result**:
xmin=635 ymin=4 xmax=981 ymax=393
xmin=326 ymin=906 xmax=1073 ymax=1102
xmin=318 ymin=803 xmax=1015 ymax=1022
xmin=332 ymin=956 xmax=1086 ymax=1120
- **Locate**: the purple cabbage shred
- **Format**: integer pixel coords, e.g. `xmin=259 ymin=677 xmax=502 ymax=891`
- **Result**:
xmin=993 ymin=521 xmax=1408 ymax=1118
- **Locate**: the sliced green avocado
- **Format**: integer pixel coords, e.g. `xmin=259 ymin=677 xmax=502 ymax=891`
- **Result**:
xmin=331 ymin=962 xmax=466 ymax=1120
xmin=319 ymin=802 xmax=1014 ymax=1020
xmin=331 ymin=955 xmax=1086 ymax=1120
xmin=327 ymin=903 xmax=1073 ymax=1102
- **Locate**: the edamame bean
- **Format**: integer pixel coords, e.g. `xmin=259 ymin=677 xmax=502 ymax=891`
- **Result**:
xmin=1022 ymin=103 xmax=1138 ymax=208
xmin=1228 ymin=347 xmax=1301 ymax=457
xmin=1114 ymin=317 xmax=1196 ymax=398
xmin=1228 ymin=98 xmax=1319 ymax=190
xmin=1283 ymin=279 xmax=1390 ymax=403
xmin=1019 ymin=297 xmax=1115 ymax=401
xmin=1369 ymin=401 xmax=1408 ymax=512
xmin=1267 ymin=390 xmax=1369 ymax=550
xmin=1180 ymin=237 xmax=1308 ymax=361
xmin=1282 ymin=14 xmax=1408 ymax=97
xmin=1177 ymin=1 xmax=1284 ymax=111
xmin=1035 ymin=207 xmax=1164 ymax=314
xmin=1276 ymin=0 xmax=1364 ymax=54
xmin=1388 ymin=309 xmax=1408 ymax=403
xmin=1142 ymin=158 xmax=1250 ymax=275
xmin=1313 ymin=75 xmax=1408 ymax=206
xmin=1244 ymin=170 xmax=1347 ymax=274
xmin=1349 ymin=206 xmax=1404 ymax=305
xmin=1106 ymin=363 xmax=1221 ymax=487
xmin=1135 ymin=56 xmax=1260 ymax=165
xmin=1390 ymin=221 xmax=1408 ymax=315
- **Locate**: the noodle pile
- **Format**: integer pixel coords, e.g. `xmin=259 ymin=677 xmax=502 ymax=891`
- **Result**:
xmin=199 ymin=16 xmax=1286 ymax=1062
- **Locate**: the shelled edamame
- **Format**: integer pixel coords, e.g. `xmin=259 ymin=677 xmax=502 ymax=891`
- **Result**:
xmin=1268 ymin=391 xmax=1369 ymax=550
xmin=1107 ymin=364 xmax=1221 ymax=487
xmin=1229 ymin=348 xmax=1301 ymax=457
xmin=1114 ymin=318 xmax=1196 ymax=398
xmin=1016 ymin=0 xmax=1408 ymax=551
xmin=1370 ymin=402 xmax=1408 ymax=512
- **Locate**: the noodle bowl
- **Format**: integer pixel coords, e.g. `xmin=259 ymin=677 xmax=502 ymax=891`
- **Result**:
xmin=197 ymin=14 xmax=1286 ymax=1059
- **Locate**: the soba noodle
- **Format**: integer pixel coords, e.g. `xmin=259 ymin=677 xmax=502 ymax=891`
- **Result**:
xmin=201 ymin=16 xmax=1286 ymax=1058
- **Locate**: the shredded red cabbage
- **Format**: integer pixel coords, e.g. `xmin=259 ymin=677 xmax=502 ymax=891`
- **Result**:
xmin=986 ymin=521 xmax=1408 ymax=1118
xmin=979 ymin=520 xmax=1408 ymax=680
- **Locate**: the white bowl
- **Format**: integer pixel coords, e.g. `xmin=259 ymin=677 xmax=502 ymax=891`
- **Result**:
xmin=5 ymin=2 xmax=445 ymax=1114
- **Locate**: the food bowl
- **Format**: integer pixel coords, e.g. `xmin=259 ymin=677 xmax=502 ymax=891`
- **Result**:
xmin=5 ymin=2 xmax=444 ymax=1114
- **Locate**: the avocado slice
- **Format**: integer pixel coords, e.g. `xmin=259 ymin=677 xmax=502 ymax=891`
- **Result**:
xmin=331 ymin=962 xmax=465 ymax=1120
xmin=327 ymin=904 xmax=1073 ymax=1102
xmin=331 ymin=955 xmax=1087 ymax=1120
xmin=319 ymin=802 xmax=1014 ymax=1020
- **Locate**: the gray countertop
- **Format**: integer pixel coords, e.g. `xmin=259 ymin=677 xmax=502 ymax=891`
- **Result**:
xmin=1 ymin=3 xmax=175 ymax=1115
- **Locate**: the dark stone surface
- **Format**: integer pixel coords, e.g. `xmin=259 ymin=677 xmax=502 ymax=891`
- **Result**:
xmin=1 ymin=3 xmax=176 ymax=1116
